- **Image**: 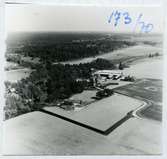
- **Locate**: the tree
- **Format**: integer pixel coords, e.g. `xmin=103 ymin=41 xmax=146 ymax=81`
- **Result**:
xmin=122 ymin=76 xmax=135 ymax=82
xmin=148 ymin=54 xmax=153 ymax=58
xmin=118 ymin=62 xmax=124 ymax=70
xmin=96 ymin=89 xmax=114 ymax=98
xmin=155 ymin=52 xmax=159 ymax=56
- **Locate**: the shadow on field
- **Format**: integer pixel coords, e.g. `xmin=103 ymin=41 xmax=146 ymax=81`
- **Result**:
xmin=40 ymin=109 xmax=133 ymax=136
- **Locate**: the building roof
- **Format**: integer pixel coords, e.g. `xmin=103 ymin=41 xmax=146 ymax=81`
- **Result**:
xmin=94 ymin=70 xmax=123 ymax=75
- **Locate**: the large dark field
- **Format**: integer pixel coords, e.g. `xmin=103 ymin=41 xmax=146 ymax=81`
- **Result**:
xmin=114 ymin=79 xmax=162 ymax=121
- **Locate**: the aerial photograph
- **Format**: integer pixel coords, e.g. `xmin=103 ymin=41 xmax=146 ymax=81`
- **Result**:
xmin=3 ymin=4 xmax=163 ymax=155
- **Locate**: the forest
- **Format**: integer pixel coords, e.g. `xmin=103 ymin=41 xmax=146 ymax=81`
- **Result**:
xmin=7 ymin=33 xmax=136 ymax=62
xmin=5 ymin=58 xmax=116 ymax=119
xmin=22 ymin=40 xmax=135 ymax=62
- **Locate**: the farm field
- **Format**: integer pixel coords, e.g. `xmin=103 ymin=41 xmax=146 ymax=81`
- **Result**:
xmin=123 ymin=57 xmax=163 ymax=79
xmin=114 ymin=78 xmax=162 ymax=121
xmin=69 ymin=90 xmax=97 ymax=103
xmin=139 ymin=103 xmax=162 ymax=121
xmin=106 ymin=81 xmax=132 ymax=89
xmin=3 ymin=78 xmax=162 ymax=155
xmin=3 ymin=111 xmax=161 ymax=155
xmin=44 ymin=93 xmax=143 ymax=131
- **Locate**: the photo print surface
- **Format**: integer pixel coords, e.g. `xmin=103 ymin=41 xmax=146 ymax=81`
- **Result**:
xmin=3 ymin=3 xmax=163 ymax=155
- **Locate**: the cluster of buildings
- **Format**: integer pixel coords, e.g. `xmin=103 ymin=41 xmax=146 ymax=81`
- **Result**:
xmin=92 ymin=70 xmax=124 ymax=86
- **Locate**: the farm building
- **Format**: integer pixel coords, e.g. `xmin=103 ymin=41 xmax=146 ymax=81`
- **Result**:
xmin=93 ymin=70 xmax=123 ymax=80
xmin=92 ymin=70 xmax=124 ymax=86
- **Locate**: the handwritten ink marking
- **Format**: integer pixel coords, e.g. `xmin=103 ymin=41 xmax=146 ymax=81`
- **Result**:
xmin=108 ymin=12 xmax=114 ymax=23
xmin=134 ymin=13 xmax=154 ymax=33
xmin=122 ymin=12 xmax=132 ymax=24
xmin=114 ymin=11 xmax=121 ymax=26
xmin=108 ymin=10 xmax=132 ymax=26
xmin=133 ymin=13 xmax=143 ymax=32
xmin=108 ymin=10 xmax=121 ymax=26
xmin=144 ymin=24 xmax=154 ymax=33
xmin=108 ymin=11 xmax=154 ymax=33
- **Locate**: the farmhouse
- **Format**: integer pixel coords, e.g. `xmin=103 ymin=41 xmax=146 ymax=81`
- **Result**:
xmin=93 ymin=70 xmax=123 ymax=80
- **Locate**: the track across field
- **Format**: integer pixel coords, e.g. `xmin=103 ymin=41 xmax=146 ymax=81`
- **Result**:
xmin=114 ymin=78 xmax=162 ymax=121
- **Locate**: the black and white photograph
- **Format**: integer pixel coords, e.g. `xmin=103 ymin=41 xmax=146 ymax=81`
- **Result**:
xmin=2 ymin=1 xmax=164 ymax=156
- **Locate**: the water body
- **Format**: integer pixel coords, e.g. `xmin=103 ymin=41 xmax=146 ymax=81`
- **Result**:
xmin=5 ymin=68 xmax=32 ymax=82
xmin=58 ymin=44 xmax=162 ymax=65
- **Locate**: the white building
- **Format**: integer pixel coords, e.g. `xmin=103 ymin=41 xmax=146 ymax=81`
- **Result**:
xmin=93 ymin=70 xmax=123 ymax=80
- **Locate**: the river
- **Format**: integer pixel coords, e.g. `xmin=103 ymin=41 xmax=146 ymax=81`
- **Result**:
xmin=5 ymin=44 xmax=162 ymax=82
xmin=56 ymin=44 xmax=162 ymax=65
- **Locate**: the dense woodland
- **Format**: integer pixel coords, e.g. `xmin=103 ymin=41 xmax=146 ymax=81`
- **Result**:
xmin=22 ymin=40 xmax=135 ymax=62
xmin=5 ymin=58 xmax=116 ymax=119
xmin=7 ymin=33 xmax=136 ymax=62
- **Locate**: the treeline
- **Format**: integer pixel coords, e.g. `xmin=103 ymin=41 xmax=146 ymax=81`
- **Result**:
xmin=5 ymin=80 xmax=47 ymax=120
xmin=8 ymin=39 xmax=135 ymax=62
xmin=148 ymin=52 xmax=160 ymax=58
xmin=30 ymin=58 xmax=116 ymax=101
xmin=5 ymin=58 xmax=116 ymax=119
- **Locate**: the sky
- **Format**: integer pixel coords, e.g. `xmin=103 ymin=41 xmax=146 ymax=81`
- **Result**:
xmin=5 ymin=4 xmax=164 ymax=33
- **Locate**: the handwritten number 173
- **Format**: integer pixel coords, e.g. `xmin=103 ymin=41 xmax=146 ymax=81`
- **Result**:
xmin=108 ymin=11 xmax=132 ymax=26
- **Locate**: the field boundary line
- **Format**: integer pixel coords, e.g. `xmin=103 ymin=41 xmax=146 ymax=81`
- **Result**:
xmin=39 ymin=108 xmax=132 ymax=136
